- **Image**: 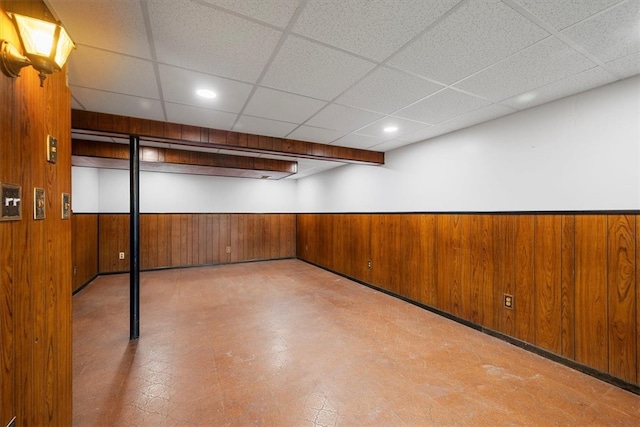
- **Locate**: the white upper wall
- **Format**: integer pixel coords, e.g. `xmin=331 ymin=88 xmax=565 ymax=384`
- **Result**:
xmin=71 ymin=167 xmax=99 ymax=212
xmin=94 ymin=169 xmax=298 ymax=213
xmin=297 ymin=75 xmax=640 ymax=212
xmin=72 ymin=75 xmax=640 ymax=214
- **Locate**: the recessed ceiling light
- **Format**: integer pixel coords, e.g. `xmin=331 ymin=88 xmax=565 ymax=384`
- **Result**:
xmin=196 ymin=89 xmax=217 ymax=99
xmin=383 ymin=126 xmax=398 ymax=133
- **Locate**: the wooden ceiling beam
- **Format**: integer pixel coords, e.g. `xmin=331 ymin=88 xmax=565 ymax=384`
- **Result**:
xmin=72 ymin=110 xmax=385 ymax=165
xmin=72 ymin=139 xmax=297 ymax=180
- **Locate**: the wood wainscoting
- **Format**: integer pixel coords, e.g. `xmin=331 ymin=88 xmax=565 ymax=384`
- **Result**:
xmin=72 ymin=213 xmax=296 ymax=281
xmin=297 ymin=213 xmax=639 ymax=387
xmin=0 ymin=2 xmax=73 ymax=424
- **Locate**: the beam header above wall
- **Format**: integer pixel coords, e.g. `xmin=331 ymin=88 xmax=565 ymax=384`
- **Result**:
xmin=72 ymin=110 xmax=384 ymax=166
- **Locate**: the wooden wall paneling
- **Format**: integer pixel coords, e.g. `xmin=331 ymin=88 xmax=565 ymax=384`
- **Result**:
xmin=370 ymin=214 xmax=400 ymax=295
xmin=418 ymin=215 xmax=438 ymax=308
xmin=179 ymin=214 xmax=189 ymax=266
xmin=280 ymin=214 xmax=295 ymax=259
xmin=560 ymin=215 xmax=576 ymax=359
xmin=436 ymin=215 xmax=451 ymax=313
xmin=351 ymin=214 xmax=372 ymax=283
xmin=220 ymin=214 xmax=230 ymax=263
xmin=534 ymin=215 xmax=562 ymax=354
xmin=72 ymin=214 xmax=99 ymax=291
xmin=317 ymin=215 xmax=333 ymax=269
xmin=607 ymin=215 xmax=636 ymax=382
xmin=449 ymin=215 xmax=463 ymax=317
xmin=269 ymin=214 xmax=280 ymax=260
xmin=0 ymin=11 xmax=15 ymax=420
xmin=637 ymin=215 xmax=640 ymax=383
xmin=171 ymin=215 xmax=182 ymax=267
xmin=466 ymin=215 xmax=484 ymax=324
xmin=497 ymin=215 xmax=516 ymax=336
xmin=229 ymin=214 xmax=240 ymax=262
xmin=202 ymin=214 xmax=211 ymax=264
xmin=331 ymin=215 xmax=349 ymax=273
xmin=401 ymin=215 xmax=423 ymax=302
xmin=156 ymin=214 xmax=171 ymax=268
xmin=245 ymin=214 xmax=256 ymax=261
xmin=189 ymin=214 xmax=198 ymax=266
xmin=459 ymin=215 xmax=473 ymax=322
xmin=575 ymin=215 xmax=608 ymax=372
xmin=514 ymin=215 xmax=535 ymax=343
xmin=119 ymin=215 xmax=130 ymax=272
xmin=141 ymin=215 xmax=158 ymax=269
xmin=482 ymin=215 xmax=499 ymax=331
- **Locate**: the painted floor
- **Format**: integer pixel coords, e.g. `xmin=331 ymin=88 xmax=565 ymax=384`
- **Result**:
xmin=73 ymin=259 xmax=640 ymax=426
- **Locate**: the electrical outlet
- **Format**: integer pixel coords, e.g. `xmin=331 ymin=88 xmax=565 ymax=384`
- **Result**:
xmin=367 ymin=260 xmax=373 ymax=269
xmin=504 ymin=294 xmax=514 ymax=309
xmin=119 ymin=252 xmax=125 ymax=260
xmin=226 ymin=246 xmax=231 ymax=254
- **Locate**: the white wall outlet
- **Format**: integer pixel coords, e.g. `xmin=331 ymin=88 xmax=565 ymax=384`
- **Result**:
xmin=119 ymin=252 xmax=125 ymax=260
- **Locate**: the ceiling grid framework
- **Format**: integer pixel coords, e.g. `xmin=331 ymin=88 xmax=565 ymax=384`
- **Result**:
xmin=45 ymin=0 xmax=640 ymax=179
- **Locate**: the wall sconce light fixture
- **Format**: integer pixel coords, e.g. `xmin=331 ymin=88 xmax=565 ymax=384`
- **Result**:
xmin=1 ymin=12 xmax=75 ymax=87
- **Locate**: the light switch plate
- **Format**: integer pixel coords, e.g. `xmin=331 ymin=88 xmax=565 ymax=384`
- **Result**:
xmin=47 ymin=135 xmax=57 ymax=164
xmin=61 ymin=193 xmax=70 ymax=219
xmin=34 ymin=187 xmax=45 ymax=220
xmin=1 ymin=183 xmax=21 ymax=221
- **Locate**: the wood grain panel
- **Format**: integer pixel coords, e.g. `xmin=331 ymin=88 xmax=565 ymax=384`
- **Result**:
xmin=371 ymin=215 xmax=398 ymax=294
xmin=72 ymin=214 xmax=99 ymax=291
xmin=418 ymin=215 xmax=437 ymax=308
xmin=561 ymin=215 xmax=576 ymax=359
xmin=498 ymin=215 xmax=516 ymax=336
xmin=607 ymin=215 xmax=636 ymax=382
xmin=464 ymin=215 xmax=483 ymax=324
xmin=637 ymin=215 xmax=640 ymax=383
xmin=402 ymin=215 xmax=423 ymax=302
xmin=515 ymin=215 xmax=535 ymax=343
xmin=435 ymin=215 xmax=457 ymax=314
xmin=534 ymin=215 xmax=562 ymax=354
xmin=0 ymin=1 xmax=73 ymax=423
xmin=482 ymin=215 xmax=499 ymax=331
xmin=72 ymin=110 xmax=384 ymax=165
xmin=575 ymin=215 xmax=608 ymax=372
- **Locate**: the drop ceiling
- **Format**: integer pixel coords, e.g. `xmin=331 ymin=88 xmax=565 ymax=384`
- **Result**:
xmin=46 ymin=0 xmax=640 ymax=179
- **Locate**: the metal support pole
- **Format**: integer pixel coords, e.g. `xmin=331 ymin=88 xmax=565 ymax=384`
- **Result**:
xmin=130 ymin=135 xmax=140 ymax=340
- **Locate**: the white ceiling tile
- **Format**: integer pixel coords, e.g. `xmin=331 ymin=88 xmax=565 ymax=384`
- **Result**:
xmin=293 ymin=0 xmax=459 ymax=61
xmin=287 ymin=126 xmax=345 ymax=144
xmin=389 ymin=0 xmax=549 ymax=85
xmin=439 ymin=104 xmax=517 ymax=130
xmin=561 ymin=1 xmax=640 ymax=63
xmin=396 ymin=125 xmax=453 ymax=143
xmin=511 ymin=0 xmax=624 ymax=30
xmin=500 ymin=66 xmax=617 ymax=110
xmin=305 ymin=104 xmax=384 ymax=132
xmin=165 ymin=103 xmax=237 ymax=130
xmin=201 ymin=0 xmax=302 ymax=28
xmin=261 ymin=36 xmax=376 ymax=100
xmin=71 ymin=87 xmax=165 ymax=121
xmin=356 ymin=117 xmax=429 ymax=139
xmin=395 ymin=89 xmax=491 ymax=124
xmin=606 ymin=52 xmax=640 ymax=79
xmin=332 ymin=134 xmax=387 ymax=150
xmin=233 ymin=116 xmax=298 ymax=138
xmin=148 ymin=0 xmax=282 ymax=82
xmin=158 ymin=65 xmax=253 ymax=114
xmin=455 ymin=37 xmax=597 ymax=101
xmin=244 ymin=87 xmax=327 ymax=123
xmin=335 ymin=67 xmax=444 ymax=114
xmin=47 ymin=0 xmax=152 ymax=59
xmin=68 ymin=47 xmax=159 ymax=98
